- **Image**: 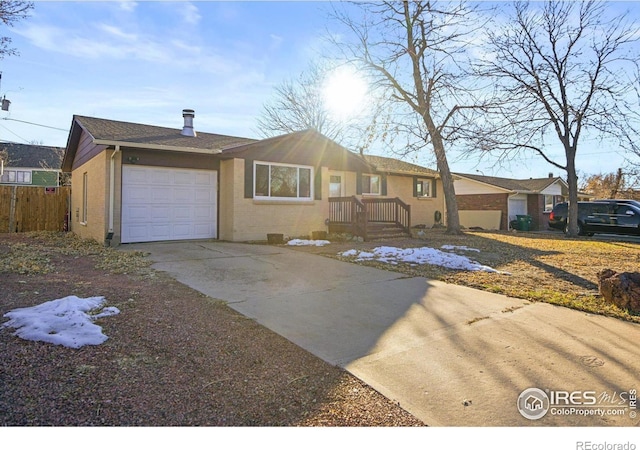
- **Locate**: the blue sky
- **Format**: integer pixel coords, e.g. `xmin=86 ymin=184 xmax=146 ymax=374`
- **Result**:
xmin=0 ymin=1 xmax=638 ymax=180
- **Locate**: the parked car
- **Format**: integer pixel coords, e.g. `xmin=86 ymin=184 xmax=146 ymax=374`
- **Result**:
xmin=548 ymin=201 xmax=640 ymax=236
xmin=592 ymin=199 xmax=640 ymax=209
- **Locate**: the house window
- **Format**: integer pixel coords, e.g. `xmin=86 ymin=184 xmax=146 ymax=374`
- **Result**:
xmin=82 ymin=172 xmax=88 ymax=224
xmin=362 ymin=174 xmax=381 ymax=195
xmin=254 ymin=162 xmax=313 ymax=200
xmin=544 ymin=195 xmax=556 ymax=212
xmin=0 ymin=170 xmax=31 ymax=184
xmin=415 ymin=178 xmax=435 ymax=198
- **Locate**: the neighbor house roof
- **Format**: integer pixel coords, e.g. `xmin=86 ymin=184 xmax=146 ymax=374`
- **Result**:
xmin=0 ymin=143 xmax=63 ymax=169
xmin=454 ymin=172 xmax=566 ymax=193
xmin=363 ymin=154 xmax=439 ymax=177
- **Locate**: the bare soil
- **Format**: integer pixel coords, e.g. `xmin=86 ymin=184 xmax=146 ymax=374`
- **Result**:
xmin=0 ymin=232 xmax=424 ymax=426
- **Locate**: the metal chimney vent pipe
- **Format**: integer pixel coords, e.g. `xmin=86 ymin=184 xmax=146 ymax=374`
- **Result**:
xmin=181 ymin=109 xmax=196 ymax=137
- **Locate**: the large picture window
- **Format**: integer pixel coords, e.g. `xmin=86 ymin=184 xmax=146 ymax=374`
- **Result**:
xmin=254 ymin=162 xmax=312 ymax=200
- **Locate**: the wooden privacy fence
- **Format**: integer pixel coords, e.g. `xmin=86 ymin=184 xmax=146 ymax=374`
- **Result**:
xmin=0 ymin=185 xmax=70 ymax=233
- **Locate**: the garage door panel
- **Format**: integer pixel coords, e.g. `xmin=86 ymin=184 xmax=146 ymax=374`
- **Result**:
xmin=194 ymin=172 xmax=215 ymax=185
xmin=125 ymin=167 xmax=151 ymax=184
xmin=126 ymin=225 xmax=151 ymax=240
xmin=193 ymin=223 xmax=213 ymax=235
xmin=151 ymin=187 xmax=172 ymax=202
xmin=194 ymin=205 xmax=214 ymax=219
xmin=149 ymin=224 xmax=171 ymax=239
xmin=172 ymin=171 xmax=194 ymax=185
xmin=126 ymin=186 xmax=150 ymax=202
xmin=124 ymin=205 xmax=149 ymax=221
xmin=174 ymin=188 xmax=195 ymax=203
xmin=151 ymin=206 xmax=171 ymax=220
xmin=194 ymin=189 xmax=215 ymax=202
xmin=122 ymin=166 xmax=217 ymax=243
xmin=172 ymin=224 xmax=194 ymax=238
xmin=173 ymin=206 xmax=193 ymax=220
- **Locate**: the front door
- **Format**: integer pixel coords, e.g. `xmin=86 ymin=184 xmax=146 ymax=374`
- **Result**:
xmin=329 ymin=172 xmax=345 ymax=198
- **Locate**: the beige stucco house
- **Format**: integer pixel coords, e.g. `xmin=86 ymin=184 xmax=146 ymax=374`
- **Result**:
xmin=61 ymin=110 xmax=444 ymax=245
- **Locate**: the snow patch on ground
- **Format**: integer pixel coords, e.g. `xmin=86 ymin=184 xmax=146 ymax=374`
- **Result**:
xmin=1 ymin=295 xmax=120 ymax=349
xmin=441 ymin=245 xmax=481 ymax=252
xmin=340 ymin=246 xmax=509 ymax=274
xmin=287 ymin=239 xmax=331 ymax=247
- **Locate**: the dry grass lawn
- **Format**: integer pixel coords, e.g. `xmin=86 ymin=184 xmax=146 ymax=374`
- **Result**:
xmin=293 ymin=229 xmax=640 ymax=323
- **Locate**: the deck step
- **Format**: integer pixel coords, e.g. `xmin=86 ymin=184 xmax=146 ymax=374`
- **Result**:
xmin=366 ymin=223 xmax=411 ymax=240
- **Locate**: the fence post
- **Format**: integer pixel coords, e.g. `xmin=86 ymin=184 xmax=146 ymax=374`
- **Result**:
xmin=8 ymin=185 xmax=16 ymax=233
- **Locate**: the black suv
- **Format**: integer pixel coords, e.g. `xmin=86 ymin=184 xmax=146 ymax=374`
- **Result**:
xmin=548 ymin=201 xmax=640 ymax=236
xmin=591 ymin=199 xmax=640 ymax=209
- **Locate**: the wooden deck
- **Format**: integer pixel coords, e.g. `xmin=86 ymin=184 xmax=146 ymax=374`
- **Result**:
xmin=328 ymin=196 xmax=411 ymax=241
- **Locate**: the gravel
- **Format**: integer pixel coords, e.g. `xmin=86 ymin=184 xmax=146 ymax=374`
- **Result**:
xmin=0 ymin=232 xmax=424 ymax=426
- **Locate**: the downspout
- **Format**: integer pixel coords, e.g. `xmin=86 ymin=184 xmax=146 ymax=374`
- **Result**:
xmin=107 ymin=145 xmax=120 ymax=245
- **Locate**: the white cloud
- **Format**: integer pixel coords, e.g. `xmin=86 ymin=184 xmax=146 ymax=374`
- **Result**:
xmin=180 ymin=2 xmax=202 ymax=25
xmin=98 ymin=23 xmax=138 ymax=41
xmin=118 ymin=1 xmax=138 ymax=13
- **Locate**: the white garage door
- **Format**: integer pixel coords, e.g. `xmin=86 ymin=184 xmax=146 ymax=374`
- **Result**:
xmin=121 ymin=166 xmax=217 ymax=243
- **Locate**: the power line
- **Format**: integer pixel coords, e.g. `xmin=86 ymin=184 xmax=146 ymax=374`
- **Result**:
xmin=2 ymin=117 xmax=68 ymax=132
xmin=0 ymin=124 xmax=29 ymax=143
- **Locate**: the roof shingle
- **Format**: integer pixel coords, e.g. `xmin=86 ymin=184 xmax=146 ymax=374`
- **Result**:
xmin=74 ymin=115 xmax=257 ymax=151
xmin=0 ymin=143 xmax=64 ymax=169
xmin=363 ymin=154 xmax=439 ymax=176
xmin=454 ymin=172 xmax=563 ymax=193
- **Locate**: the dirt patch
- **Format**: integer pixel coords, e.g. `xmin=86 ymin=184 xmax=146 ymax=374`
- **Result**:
xmin=0 ymin=232 xmax=423 ymax=426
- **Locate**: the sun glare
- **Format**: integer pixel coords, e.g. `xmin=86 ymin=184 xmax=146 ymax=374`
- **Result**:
xmin=322 ymin=66 xmax=369 ymax=120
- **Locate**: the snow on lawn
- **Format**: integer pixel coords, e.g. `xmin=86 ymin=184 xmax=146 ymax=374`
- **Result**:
xmin=287 ymin=239 xmax=331 ymax=247
xmin=340 ymin=246 xmax=509 ymax=274
xmin=440 ymin=245 xmax=480 ymax=253
xmin=1 ymin=295 xmax=120 ymax=349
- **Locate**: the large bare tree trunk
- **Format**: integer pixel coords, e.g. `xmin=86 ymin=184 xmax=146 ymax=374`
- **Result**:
xmin=435 ymin=142 xmax=460 ymax=233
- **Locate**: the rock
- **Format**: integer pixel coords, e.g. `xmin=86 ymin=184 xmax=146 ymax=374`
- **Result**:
xmin=597 ymin=269 xmax=640 ymax=313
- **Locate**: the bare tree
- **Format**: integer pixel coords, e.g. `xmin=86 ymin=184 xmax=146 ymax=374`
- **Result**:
xmin=255 ymin=61 xmax=385 ymax=156
xmin=256 ymin=63 xmax=341 ymax=140
xmin=0 ymin=147 xmax=9 ymax=166
xmin=330 ymin=1 xmax=491 ymax=234
xmin=0 ymin=1 xmax=33 ymax=58
xmin=581 ymin=169 xmax=640 ymax=200
xmin=476 ymin=0 xmax=640 ymax=236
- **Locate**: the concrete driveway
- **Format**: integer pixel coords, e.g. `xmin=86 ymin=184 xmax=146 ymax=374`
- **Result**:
xmin=126 ymin=240 xmax=640 ymax=426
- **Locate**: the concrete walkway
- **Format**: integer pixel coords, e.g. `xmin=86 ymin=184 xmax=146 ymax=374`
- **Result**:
xmin=126 ymin=240 xmax=640 ymax=426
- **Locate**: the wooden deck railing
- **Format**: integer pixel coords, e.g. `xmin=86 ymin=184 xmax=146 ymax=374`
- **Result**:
xmin=328 ymin=196 xmax=411 ymax=240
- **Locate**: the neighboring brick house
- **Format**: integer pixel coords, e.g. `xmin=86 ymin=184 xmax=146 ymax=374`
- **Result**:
xmin=0 ymin=143 xmax=63 ymax=187
xmin=453 ymin=173 xmax=571 ymax=231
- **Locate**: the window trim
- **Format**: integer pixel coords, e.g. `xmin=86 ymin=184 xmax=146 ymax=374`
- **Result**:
xmin=253 ymin=161 xmax=314 ymax=201
xmin=415 ymin=177 xmax=436 ymax=199
xmin=81 ymin=172 xmax=88 ymax=224
xmin=1 ymin=169 xmax=32 ymax=184
xmin=361 ymin=174 xmax=381 ymax=196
